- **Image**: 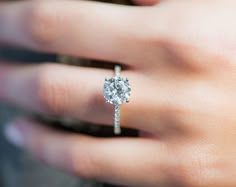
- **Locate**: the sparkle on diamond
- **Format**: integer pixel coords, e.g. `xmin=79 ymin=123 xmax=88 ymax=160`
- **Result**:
xmin=103 ymin=76 xmax=131 ymax=105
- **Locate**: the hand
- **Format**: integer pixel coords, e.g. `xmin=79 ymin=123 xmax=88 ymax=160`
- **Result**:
xmin=2 ymin=0 xmax=236 ymax=186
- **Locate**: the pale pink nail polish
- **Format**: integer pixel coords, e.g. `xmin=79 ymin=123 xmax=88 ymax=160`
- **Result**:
xmin=4 ymin=124 xmax=24 ymax=147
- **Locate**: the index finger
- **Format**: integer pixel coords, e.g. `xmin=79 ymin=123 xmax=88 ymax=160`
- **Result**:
xmin=0 ymin=0 xmax=149 ymax=65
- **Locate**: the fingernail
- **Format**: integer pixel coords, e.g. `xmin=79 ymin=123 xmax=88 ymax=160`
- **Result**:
xmin=4 ymin=123 xmax=24 ymax=147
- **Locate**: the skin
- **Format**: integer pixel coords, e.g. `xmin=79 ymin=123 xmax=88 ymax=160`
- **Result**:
xmin=1 ymin=0 xmax=236 ymax=186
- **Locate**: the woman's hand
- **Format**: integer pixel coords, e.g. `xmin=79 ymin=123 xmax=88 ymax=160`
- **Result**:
xmin=2 ymin=0 xmax=236 ymax=186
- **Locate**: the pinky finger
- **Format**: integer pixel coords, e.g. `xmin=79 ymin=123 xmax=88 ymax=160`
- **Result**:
xmin=4 ymin=118 xmax=169 ymax=187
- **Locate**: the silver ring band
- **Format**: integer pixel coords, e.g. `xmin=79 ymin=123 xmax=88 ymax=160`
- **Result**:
xmin=114 ymin=65 xmax=121 ymax=134
xmin=114 ymin=104 xmax=121 ymax=134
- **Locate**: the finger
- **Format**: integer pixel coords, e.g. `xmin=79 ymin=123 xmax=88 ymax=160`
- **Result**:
xmin=0 ymin=62 xmax=187 ymax=135
xmin=4 ymin=118 xmax=170 ymax=187
xmin=0 ymin=0 xmax=148 ymax=64
xmin=0 ymin=63 xmax=153 ymax=132
xmin=0 ymin=63 xmax=116 ymax=125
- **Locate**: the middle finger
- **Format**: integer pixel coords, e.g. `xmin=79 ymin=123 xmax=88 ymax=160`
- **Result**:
xmin=0 ymin=0 xmax=146 ymax=65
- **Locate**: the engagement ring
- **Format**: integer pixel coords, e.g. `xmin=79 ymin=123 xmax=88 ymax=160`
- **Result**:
xmin=103 ymin=65 xmax=131 ymax=134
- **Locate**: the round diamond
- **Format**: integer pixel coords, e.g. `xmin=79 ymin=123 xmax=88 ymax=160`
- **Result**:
xmin=103 ymin=76 xmax=131 ymax=105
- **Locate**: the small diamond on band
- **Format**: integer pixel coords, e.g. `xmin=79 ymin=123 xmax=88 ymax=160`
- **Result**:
xmin=103 ymin=65 xmax=131 ymax=134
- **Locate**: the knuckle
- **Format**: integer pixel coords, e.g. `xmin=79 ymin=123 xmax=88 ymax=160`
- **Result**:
xmin=28 ymin=1 xmax=59 ymax=47
xmin=36 ymin=64 xmax=69 ymax=115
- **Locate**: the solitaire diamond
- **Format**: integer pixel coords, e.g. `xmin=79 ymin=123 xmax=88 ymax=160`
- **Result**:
xmin=103 ymin=65 xmax=131 ymax=134
xmin=103 ymin=76 xmax=131 ymax=105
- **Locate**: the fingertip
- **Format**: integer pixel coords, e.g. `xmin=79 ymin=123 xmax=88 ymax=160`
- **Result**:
xmin=4 ymin=120 xmax=25 ymax=147
xmin=3 ymin=117 xmax=40 ymax=148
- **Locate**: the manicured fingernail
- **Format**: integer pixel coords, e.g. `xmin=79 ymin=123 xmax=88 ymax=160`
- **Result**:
xmin=4 ymin=123 xmax=24 ymax=147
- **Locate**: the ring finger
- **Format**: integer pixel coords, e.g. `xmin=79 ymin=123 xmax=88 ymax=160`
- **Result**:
xmin=0 ymin=62 xmax=181 ymax=135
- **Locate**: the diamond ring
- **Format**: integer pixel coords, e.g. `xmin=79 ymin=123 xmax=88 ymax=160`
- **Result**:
xmin=103 ymin=65 xmax=131 ymax=134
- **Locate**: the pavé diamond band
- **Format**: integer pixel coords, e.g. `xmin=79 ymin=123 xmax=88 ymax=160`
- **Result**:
xmin=103 ymin=65 xmax=131 ymax=134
